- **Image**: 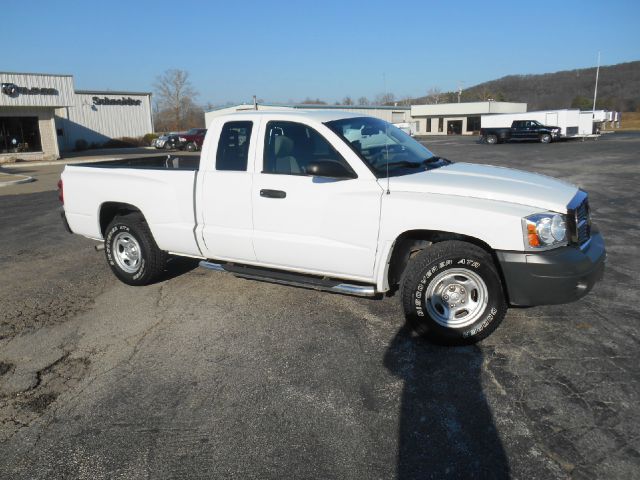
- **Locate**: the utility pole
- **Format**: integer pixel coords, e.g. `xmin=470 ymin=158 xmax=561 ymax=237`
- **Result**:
xmin=457 ymin=81 xmax=464 ymax=103
xmin=592 ymin=52 xmax=600 ymax=119
xmin=253 ymin=95 xmax=258 ymax=110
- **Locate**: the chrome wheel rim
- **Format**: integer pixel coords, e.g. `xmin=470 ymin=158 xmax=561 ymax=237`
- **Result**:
xmin=425 ymin=268 xmax=488 ymax=328
xmin=113 ymin=232 xmax=142 ymax=274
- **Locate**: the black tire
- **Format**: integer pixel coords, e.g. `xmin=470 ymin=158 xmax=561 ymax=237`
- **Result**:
xmin=185 ymin=142 xmax=197 ymax=152
xmin=540 ymin=133 xmax=552 ymax=144
xmin=401 ymin=240 xmax=507 ymax=345
xmin=163 ymin=142 xmax=172 ymax=150
xmin=485 ymin=134 xmax=498 ymax=145
xmin=104 ymin=213 xmax=167 ymax=286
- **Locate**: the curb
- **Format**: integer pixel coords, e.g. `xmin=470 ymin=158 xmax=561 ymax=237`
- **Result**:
xmin=0 ymin=174 xmax=35 ymax=187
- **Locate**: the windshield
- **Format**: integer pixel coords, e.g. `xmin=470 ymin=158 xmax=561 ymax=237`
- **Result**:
xmin=325 ymin=117 xmax=449 ymax=177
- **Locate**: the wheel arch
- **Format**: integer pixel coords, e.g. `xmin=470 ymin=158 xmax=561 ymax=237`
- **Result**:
xmin=384 ymin=229 xmax=503 ymax=293
xmin=99 ymin=202 xmax=146 ymax=237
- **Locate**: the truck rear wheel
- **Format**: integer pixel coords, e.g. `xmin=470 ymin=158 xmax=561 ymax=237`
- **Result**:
xmin=540 ymin=133 xmax=552 ymax=143
xmin=185 ymin=142 xmax=197 ymax=152
xmin=104 ymin=213 xmax=167 ymax=286
xmin=401 ymin=240 xmax=507 ymax=345
xmin=485 ymin=134 xmax=498 ymax=144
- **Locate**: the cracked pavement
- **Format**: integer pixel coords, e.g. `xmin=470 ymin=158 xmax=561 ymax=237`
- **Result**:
xmin=0 ymin=135 xmax=639 ymax=478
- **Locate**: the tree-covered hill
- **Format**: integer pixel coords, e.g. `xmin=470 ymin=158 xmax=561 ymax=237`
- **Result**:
xmin=412 ymin=61 xmax=640 ymax=112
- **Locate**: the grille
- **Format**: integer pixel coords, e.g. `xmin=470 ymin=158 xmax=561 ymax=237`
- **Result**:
xmin=575 ymin=197 xmax=591 ymax=246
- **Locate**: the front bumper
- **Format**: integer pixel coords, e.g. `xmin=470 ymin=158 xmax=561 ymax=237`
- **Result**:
xmin=496 ymin=228 xmax=605 ymax=306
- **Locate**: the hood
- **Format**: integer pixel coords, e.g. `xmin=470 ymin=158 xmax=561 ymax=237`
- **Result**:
xmin=385 ymin=162 xmax=578 ymax=212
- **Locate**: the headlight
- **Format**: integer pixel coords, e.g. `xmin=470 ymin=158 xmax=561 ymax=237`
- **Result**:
xmin=522 ymin=213 xmax=567 ymax=250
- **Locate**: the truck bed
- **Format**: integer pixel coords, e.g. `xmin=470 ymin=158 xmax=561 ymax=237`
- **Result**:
xmin=74 ymin=154 xmax=200 ymax=171
xmin=62 ymin=154 xmax=203 ymax=256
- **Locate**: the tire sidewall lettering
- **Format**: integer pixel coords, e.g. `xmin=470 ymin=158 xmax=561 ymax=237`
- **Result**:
xmin=104 ymin=223 xmax=143 ymax=277
xmin=412 ymin=255 xmax=496 ymax=338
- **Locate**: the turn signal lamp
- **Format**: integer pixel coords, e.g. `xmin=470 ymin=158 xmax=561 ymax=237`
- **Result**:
xmin=522 ymin=213 xmax=567 ymax=250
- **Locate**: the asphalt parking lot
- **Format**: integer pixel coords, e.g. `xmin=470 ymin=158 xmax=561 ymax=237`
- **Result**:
xmin=1 ymin=134 xmax=639 ymax=479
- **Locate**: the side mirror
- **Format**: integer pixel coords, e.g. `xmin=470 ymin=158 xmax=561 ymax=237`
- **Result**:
xmin=306 ymin=160 xmax=357 ymax=179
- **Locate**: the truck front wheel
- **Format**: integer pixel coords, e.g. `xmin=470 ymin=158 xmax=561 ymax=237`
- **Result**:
xmin=401 ymin=241 xmax=507 ymax=345
xmin=540 ymin=133 xmax=552 ymax=143
xmin=104 ymin=213 xmax=167 ymax=286
xmin=485 ymin=134 xmax=498 ymax=145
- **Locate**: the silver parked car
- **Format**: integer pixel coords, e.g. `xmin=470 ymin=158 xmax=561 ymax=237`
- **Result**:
xmin=153 ymin=132 xmax=179 ymax=149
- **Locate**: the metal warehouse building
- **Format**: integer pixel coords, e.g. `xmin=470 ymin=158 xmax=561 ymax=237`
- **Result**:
xmin=0 ymin=71 xmax=153 ymax=161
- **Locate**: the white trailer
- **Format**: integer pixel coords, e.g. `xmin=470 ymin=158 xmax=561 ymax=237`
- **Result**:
xmin=481 ymin=109 xmax=586 ymax=137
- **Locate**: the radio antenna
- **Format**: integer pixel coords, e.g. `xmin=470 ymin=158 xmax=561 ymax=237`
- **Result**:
xmin=385 ymin=124 xmax=391 ymax=195
xmin=592 ymin=52 xmax=600 ymax=119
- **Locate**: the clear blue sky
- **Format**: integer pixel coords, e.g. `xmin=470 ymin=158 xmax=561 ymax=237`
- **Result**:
xmin=2 ymin=0 xmax=638 ymax=105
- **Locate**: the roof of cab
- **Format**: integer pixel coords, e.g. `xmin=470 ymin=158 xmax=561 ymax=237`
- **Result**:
xmin=213 ymin=109 xmax=368 ymax=123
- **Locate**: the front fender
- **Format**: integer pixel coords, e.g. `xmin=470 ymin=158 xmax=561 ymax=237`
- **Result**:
xmin=374 ymin=192 xmax=540 ymax=291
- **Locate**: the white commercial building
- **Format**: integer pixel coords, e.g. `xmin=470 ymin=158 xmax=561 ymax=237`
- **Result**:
xmin=206 ymin=101 xmax=528 ymax=138
xmin=411 ymin=101 xmax=527 ymax=136
xmin=1 ymin=71 xmax=153 ymax=161
xmin=205 ymin=103 xmax=412 ymax=128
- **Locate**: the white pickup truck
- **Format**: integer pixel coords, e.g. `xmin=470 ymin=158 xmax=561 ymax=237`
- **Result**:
xmin=59 ymin=111 xmax=605 ymax=344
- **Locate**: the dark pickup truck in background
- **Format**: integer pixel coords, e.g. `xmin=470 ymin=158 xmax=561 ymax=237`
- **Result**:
xmin=480 ymin=120 xmax=561 ymax=144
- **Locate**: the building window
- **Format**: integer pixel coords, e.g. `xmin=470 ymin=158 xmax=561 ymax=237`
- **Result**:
xmin=426 ymin=119 xmax=431 ymax=133
xmin=438 ymin=118 xmax=444 ymax=133
xmin=466 ymin=116 xmax=481 ymax=132
xmin=0 ymin=117 xmax=42 ymax=153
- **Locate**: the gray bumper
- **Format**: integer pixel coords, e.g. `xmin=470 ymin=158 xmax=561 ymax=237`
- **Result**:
xmin=496 ymin=229 xmax=606 ymax=307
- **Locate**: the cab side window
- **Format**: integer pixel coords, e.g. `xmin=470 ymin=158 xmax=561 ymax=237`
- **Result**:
xmin=263 ymin=121 xmax=353 ymax=176
xmin=216 ymin=121 xmax=253 ymax=171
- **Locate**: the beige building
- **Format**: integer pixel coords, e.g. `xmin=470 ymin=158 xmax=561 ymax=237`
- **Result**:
xmin=411 ymin=101 xmax=527 ymax=135
xmin=1 ymin=71 xmax=153 ymax=161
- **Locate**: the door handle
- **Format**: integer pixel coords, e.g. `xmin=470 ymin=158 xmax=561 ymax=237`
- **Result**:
xmin=260 ymin=189 xmax=286 ymax=199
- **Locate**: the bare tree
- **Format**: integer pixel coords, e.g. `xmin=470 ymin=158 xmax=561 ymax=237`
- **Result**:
xmin=357 ymin=96 xmax=369 ymax=106
xmin=399 ymin=95 xmax=412 ymax=106
xmin=342 ymin=96 xmax=354 ymax=106
xmin=153 ymin=69 xmax=199 ymax=131
xmin=425 ymin=87 xmax=442 ymax=104
xmin=300 ymin=97 xmax=327 ymax=105
xmin=375 ymin=92 xmax=396 ymax=105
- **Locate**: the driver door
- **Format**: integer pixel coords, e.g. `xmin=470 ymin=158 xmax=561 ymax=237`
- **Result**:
xmin=251 ymin=120 xmax=383 ymax=280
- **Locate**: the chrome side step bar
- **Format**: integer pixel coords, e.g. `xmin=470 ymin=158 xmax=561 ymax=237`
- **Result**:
xmin=199 ymin=260 xmax=377 ymax=297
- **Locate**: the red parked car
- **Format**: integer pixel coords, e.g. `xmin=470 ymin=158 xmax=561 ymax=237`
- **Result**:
xmin=177 ymin=128 xmax=207 ymax=151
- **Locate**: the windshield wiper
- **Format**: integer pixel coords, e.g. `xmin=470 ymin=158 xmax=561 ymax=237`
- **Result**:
xmin=421 ymin=156 xmax=446 ymax=164
xmin=386 ymin=160 xmax=423 ymax=169
xmin=387 ymin=157 xmax=446 ymax=168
